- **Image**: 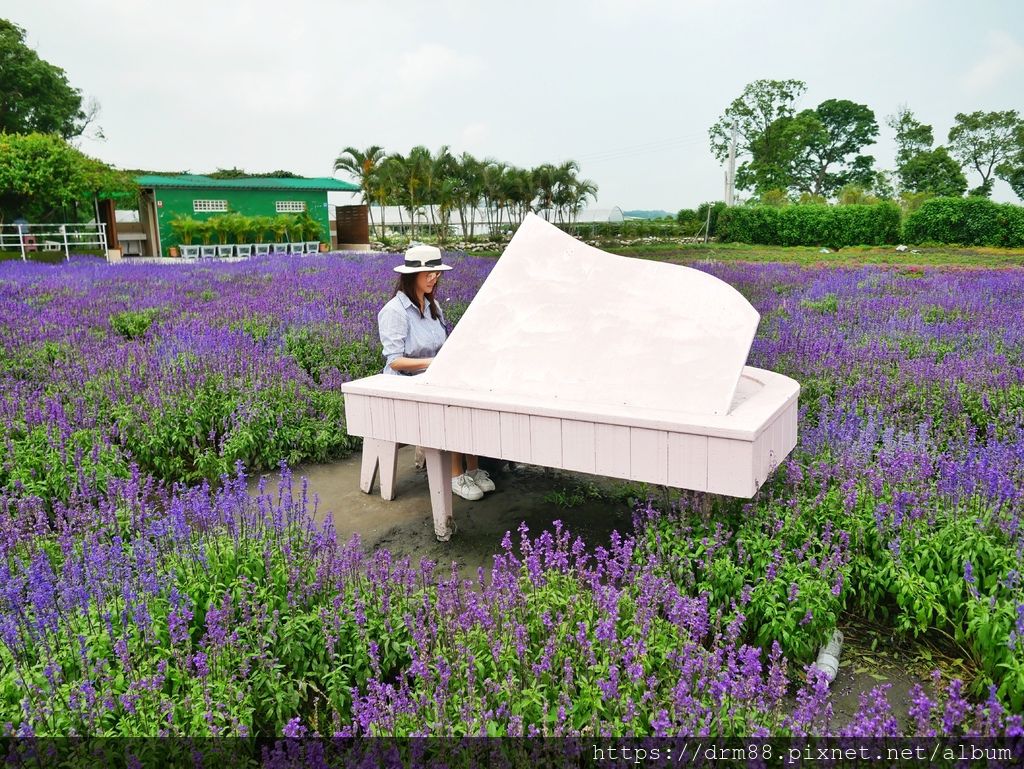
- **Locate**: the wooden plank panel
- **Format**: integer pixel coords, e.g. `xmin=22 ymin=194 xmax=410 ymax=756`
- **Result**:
xmin=707 ymin=437 xmax=754 ymax=498
xmin=667 ymin=432 xmax=708 ymax=491
xmin=770 ymin=414 xmax=785 ymax=472
xmin=752 ymin=426 xmax=772 ymax=491
xmin=630 ymin=427 xmax=669 ymax=485
xmin=393 ymin=400 xmax=421 ymax=445
xmin=562 ymin=420 xmax=596 ymax=474
xmin=418 ymin=403 xmax=446 ymax=447
xmin=344 ymin=394 xmax=371 ymax=437
xmin=595 ymin=424 xmax=630 ymax=478
xmin=529 ymin=415 xmax=562 ymax=467
xmin=471 ymin=409 xmax=502 ymax=458
xmin=784 ymin=401 xmax=798 ymax=452
xmin=444 ymin=405 xmax=475 ymax=453
xmin=499 ymin=412 xmax=532 ymax=463
xmin=368 ymin=397 xmax=396 ymax=442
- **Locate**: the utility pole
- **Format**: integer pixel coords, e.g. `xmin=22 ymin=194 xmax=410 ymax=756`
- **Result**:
xmin=725 ymin=124 xmax=738 ymax=206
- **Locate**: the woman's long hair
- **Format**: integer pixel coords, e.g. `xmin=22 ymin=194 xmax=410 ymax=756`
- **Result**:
xmin=394 ymin=272 xmax=442 ymax=321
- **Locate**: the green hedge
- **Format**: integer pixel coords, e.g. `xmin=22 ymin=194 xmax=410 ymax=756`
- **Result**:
xmin=903 ymin=197 xmax=1024 ymax=247
xmin=717 ymin=202 xmax=902 ymax=248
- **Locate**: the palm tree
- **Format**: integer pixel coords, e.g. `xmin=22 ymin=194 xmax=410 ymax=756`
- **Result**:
xmin=506 ymin=166 xmax=536 ymax=227
xmin=531 ymin=163 xmax=558 ymax=222
xmin=374 ymin=155 xmax=406 ymax=239
xmin=568 ymin=178 xmax=598 ymax=231
xmin=435 ymin=177 xmax=459 ymax=244
xmin=481 ymin=160 xmax=510 ymax=234
xmin=333 ymin=145 xmax=384 ymax=238
xmin=551 ymin=160 xmax=582 ymax=225
xmin=426 ymin=145 xmax=455 ymax=231
xmin=453 ymin=153 xmax=484 ymax=239
xmin=390 ymin=146 xmax=434 ymax=238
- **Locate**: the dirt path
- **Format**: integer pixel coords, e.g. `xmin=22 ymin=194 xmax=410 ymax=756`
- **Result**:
xmin=248 ymin=447 xmax=635 ymax=580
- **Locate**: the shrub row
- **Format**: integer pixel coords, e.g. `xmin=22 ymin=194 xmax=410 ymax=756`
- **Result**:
xmin=903 ymin=197 xmax=1024 ymax=247
xmin=716 ymin=198 xmax=1024 ymax=248
xmin=717 ymin=203 xmax=902 ymax=248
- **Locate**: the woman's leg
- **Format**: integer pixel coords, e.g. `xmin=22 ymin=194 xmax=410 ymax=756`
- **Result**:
xmin=450 ymin=452 xmax=483 ymax=501
xmin=464 ymin=455 xmax=494 ymax=492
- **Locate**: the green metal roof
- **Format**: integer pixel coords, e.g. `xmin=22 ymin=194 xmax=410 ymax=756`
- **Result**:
xmin=134 ymin=174 xmax=359 ymax=192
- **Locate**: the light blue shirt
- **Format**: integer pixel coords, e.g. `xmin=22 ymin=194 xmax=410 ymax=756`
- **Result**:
xmin=377 ymin=292 xmax=447 ymax=375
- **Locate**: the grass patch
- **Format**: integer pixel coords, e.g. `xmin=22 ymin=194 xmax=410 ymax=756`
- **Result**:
xmin=462 ymin=242 xmax=1024 ymax=268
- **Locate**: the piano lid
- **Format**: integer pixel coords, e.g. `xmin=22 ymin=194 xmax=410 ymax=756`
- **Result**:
xmin=420 ymin=213 xmax=760 ymax=416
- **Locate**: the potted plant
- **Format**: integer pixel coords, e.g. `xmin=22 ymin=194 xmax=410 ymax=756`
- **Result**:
xmin=282 ymin=214 xmax=304 ymax=254
xmin=231 ymin=214 xmax=255 ymax=257
xmin=169 ymin=215 xmax=201 ymax=258
xmin=251 ymin=215 xmax=273 ymax=255
xmin=270 ymin=215 xmax=290 ymax=254
xmin=208 ymin=214 xmax=234 ymax=257
xmin=299 ymin=212 xmax=323 ymax=254
xmin=196 ymin=221 xmax=216 ymax=258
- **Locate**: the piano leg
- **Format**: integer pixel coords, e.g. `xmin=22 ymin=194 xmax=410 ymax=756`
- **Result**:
xmin=359 ymin=438 xmax=399 ymax=501
xmin=423 ymin=448 xmax=455 ymax=541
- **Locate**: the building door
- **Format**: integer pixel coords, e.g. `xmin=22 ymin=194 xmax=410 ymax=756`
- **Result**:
xmin=139 ymin=190 xmax=160 ymax=257
xmin=335 ymin=205 xmax=369 ymax=246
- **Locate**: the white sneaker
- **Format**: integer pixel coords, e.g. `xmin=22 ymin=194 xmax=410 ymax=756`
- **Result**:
xmin=467 ymin=468 xmax=495 ymax=493
xmin=451 ymin=473 xmax=484 ymax=501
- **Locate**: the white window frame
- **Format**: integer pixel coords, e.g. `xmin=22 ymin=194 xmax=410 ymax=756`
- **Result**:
xmin=193 ymin=199 xmax=229 ymax=213
xmin=275 ymin=201 xmax=306 ymax=213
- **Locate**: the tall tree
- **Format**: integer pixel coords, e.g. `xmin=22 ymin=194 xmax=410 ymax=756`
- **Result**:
xmin=0 ymin=132 xmax=134 ymax=222
xmin=900 ymin=147 xmax=967 ymax=198
xmin=388 ymin=146 xmax=433 ymax=237
xmin=0 ymin=19 xmax=97 ymax=139
xmin=531 ymin=163 xmax=559 ymax=222
xmin=1003 ymin=166 xmax=1024 ymax=201
xmin=781 ymin=99 xmax=878 ymax=197
xmin=333 ymin=145 xmax=385 ymax=237
xmin=550 ymin=160 xmax=583 ymax=224
xmin=452 ymin=152 xmax=483 ymax=238
xmin=887 ymin=106 xmax=934 ymax=190
xmin=947 ymin=110 xmax=1023 ymax=197
xmin=995 ymin=122 xmax=1024 ymax=202
xmin=709 ymin=79 xmax=807 ymax=193
xmin=506 ymin=166 xmax=535 ymax=228
xmin=887 ymin=106 xmax=934 ymax=169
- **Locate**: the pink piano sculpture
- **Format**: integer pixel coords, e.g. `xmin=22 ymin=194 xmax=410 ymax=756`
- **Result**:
xmin=342 ymin=214 xmax=799 ymax=541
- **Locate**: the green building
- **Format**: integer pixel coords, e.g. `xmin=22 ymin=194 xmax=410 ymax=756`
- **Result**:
xmin=130 ymin=175 xmax=359 ymax=256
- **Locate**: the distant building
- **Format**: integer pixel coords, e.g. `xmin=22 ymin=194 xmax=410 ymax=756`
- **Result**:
xmin=575 ymin=207 xmax=625 ymax=224
xmin=126 ymin=175 xmax=359 ymax=256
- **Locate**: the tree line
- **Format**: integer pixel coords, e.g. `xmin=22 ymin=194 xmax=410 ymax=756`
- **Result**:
xmin=333 ymin=146 xmax=597 ymax=240
xmin=0 ymin=19 xmax=134 ymax=224
xmin=708 ymin=79 xmax=1024 ymax=205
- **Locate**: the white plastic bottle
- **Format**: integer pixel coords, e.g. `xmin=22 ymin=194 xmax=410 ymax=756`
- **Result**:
xmin=812 ymin=629 xmax=844 ymax=683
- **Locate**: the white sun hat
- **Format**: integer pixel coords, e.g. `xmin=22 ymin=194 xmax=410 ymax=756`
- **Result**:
xmin=394 ymin=245 xmax=453 ymax=273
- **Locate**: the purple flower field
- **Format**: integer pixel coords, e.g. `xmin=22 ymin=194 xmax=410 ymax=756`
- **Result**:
xmin=0 ymin=252 xmax=1022 ymax=758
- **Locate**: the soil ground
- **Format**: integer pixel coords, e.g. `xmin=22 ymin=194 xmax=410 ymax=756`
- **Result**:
xmin=249 ymin=448 xmax=968 ymax=731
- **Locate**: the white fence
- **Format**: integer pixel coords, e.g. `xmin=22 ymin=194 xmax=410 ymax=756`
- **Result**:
xmin=0 ymin=223 xmax=108 ymax=261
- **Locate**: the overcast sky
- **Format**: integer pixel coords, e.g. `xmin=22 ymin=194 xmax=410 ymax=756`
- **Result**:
xmin=7 ymin=0 xmax=1024 ymax=210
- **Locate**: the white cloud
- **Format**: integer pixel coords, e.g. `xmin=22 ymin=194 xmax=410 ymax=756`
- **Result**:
xmin=959 ymin=31 xmax=1024 ymax=91
xmin=394 ymin=43 xmax=481 ymax=97
xmin=460 ymin=121 xmax=488 ymax=147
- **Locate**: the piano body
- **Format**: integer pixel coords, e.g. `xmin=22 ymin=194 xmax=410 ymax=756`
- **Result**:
xmin=342 ymin=214 xmax=799 ymax=541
